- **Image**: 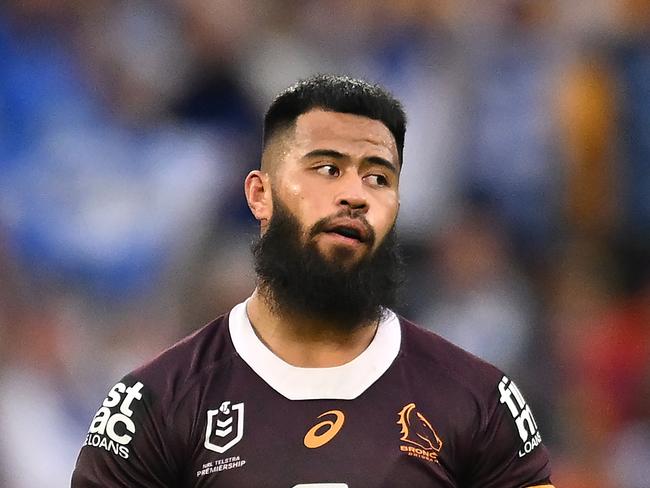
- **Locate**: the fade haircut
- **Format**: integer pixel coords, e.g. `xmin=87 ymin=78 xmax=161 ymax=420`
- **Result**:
xmin=263 ymin=74 xmax=407 ymax=167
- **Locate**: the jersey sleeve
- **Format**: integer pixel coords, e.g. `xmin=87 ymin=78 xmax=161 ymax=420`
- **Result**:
xmin=467 ymin=374 xmax=552 ymax=488
xmin=71 ymin=375 xmax=181 ymax=487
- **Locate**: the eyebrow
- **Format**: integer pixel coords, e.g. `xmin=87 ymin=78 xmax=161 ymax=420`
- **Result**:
xmin=303 ymin=149 xmax=398 ymax=175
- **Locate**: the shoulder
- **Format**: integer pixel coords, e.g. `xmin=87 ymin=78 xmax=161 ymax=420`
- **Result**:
xmin=396 ymin=317 xmax=553 ymax=485
xmin=395 ymin=316 xmax=513 ymax=434
xmin=136 ymin=313 xmax=234 ymax=376
xmin=397 ymin=316 xmax=504 ymax=398
xmin=126 ymin=313 xmax=237 ymax=414
xmin=72 ymin=315 xmax=236 ymax=484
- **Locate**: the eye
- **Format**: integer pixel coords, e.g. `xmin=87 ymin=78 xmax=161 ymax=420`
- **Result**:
xmin=364 ymin=174 xmax=389 ymax=187
xmin=315 ymin=164 xmax=340 ymax=177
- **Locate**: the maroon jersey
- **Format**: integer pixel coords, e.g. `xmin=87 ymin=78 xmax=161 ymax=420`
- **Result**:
xmin=72 ymin=300 xmax=552 ymax=487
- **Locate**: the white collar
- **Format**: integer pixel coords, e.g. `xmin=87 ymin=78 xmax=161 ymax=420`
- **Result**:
xmin=228 ymin=298 xmax=401 ymax=400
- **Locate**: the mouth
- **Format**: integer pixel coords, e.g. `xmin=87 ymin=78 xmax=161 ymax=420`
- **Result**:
xmin=327 ymin=226 xmax=364 ymax=242
xmin=319 ymin=218 xmax=371 ymax=246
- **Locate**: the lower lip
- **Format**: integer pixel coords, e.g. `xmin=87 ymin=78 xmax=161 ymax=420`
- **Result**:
xmin=322 ymin=232 xmax=364 ymax=247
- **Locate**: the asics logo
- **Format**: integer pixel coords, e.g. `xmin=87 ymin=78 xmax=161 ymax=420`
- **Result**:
xmin=303 ymin=410 xmax=345 ymax=449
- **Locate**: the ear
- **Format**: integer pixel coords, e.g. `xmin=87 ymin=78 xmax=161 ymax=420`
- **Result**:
xmin=244 ymin=170 xmax=272 ymax=223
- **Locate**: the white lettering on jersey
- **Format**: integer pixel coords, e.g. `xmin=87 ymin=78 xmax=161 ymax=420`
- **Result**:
xmin=85 ymin=380 xmax=144 ymax=459
xmin=498 ymin=376 xmax=542 ymax=457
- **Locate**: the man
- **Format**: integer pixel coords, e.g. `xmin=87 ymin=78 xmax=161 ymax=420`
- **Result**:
xmin=72 ymin=75 xmax=554 ymax=487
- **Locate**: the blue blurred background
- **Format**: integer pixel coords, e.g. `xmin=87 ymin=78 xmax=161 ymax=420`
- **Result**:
xmin=0 ymin=1 xmax=649 ymax=486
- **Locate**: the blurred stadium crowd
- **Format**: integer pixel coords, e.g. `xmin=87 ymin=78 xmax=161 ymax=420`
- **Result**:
xmin=0 ymin=0 xmax=649 ymax=486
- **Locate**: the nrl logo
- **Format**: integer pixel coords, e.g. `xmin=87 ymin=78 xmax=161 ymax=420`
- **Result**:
xmin=397 ymin=403 xmax=443 ymax=462
xmin=204 ymin=401 xmax=244 ymax=453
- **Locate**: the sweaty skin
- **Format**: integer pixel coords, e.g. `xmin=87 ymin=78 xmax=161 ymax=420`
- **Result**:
xmin=244 ymin=109 xmax=400 ymax=368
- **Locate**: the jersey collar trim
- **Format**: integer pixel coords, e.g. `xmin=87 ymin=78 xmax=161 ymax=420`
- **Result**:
xmin=228 ymin=299 xmax=401 ymax=400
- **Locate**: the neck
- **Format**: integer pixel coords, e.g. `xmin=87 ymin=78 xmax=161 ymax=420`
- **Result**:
xmin=245 ymin=288 xmax=379 ymax=368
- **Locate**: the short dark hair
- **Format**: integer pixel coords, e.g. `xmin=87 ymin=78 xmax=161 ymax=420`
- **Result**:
xmin=263 ymin=74 xmax=407 ymax=166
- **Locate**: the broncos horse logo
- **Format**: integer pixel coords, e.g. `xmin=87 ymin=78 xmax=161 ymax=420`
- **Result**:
xmin=397 ymin=403 xmax=443 ymax=452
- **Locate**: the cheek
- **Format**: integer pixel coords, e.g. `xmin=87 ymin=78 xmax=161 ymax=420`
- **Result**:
xmin=285 ymin=181 xmax=303 ymax=199
xmin=276 ymin=179 xmax=323 ymax=229
xmin=281 ymin=183 xmax=309 ymax=218
xmin=370 ymin=194 xmax=399 ymax=234
xmin=275 ymin=174 xmax=306 ymax=211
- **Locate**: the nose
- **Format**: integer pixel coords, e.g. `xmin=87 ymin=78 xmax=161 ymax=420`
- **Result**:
xmin=335 ymin=173 xmax=368 ymax=212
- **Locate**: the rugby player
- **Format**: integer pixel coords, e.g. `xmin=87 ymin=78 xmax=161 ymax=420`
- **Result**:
xmin=72 ymin=74 xmax=554 ymax=487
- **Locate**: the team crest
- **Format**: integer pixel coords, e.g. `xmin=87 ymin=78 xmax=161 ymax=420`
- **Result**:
xmin=397 ymin=403 xmax=443 ymax=462
xmin=204 ymin=401 xmax=244 ymax=453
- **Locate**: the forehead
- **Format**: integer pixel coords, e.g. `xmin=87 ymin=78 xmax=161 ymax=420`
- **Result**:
xmin=290 ymin=109 xmax=398 ymax=164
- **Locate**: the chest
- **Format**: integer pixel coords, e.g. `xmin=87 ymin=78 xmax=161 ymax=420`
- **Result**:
xmin=182 ymin=368 xmax=465 ymax=488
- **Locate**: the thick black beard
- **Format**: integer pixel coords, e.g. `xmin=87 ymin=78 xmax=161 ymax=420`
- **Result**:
xmin=252 ymin=197 xmax=404 ymax=331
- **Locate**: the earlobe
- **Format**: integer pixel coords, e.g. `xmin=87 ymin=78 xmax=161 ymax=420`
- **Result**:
xmin=244 ymin=170 xmax=272 ymax=222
